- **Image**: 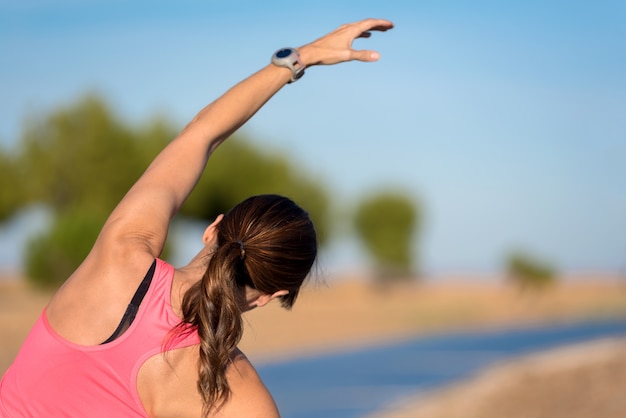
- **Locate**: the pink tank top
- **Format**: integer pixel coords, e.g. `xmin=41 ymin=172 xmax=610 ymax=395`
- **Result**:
xmin=0 ymin=259 xmax=200 ymax=417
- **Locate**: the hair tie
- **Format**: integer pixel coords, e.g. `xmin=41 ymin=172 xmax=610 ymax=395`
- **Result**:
xmin=236 ymin=239 xmax=246 ymax=260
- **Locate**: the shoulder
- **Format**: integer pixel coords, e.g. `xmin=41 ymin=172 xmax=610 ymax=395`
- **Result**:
xmin=216 ymin=349 xmax=280 ymax=417
xmin=44 ymin=247 xmax=157 ymax=345
xmin=140 ymin=346 xmax=279 ymax=418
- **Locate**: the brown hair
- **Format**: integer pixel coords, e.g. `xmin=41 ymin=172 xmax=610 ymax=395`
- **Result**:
xmin=178 ymin=194 xmax=318 ymax=413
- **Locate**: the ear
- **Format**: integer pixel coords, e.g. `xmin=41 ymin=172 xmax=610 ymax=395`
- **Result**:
xmin=255 ymin=290 xmax=289 ymax=308
xmin=202 ymin=214 xmax=224 ymax=245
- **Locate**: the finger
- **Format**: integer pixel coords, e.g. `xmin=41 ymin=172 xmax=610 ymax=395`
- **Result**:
xmin=350 ymin=49 xmax=381 ymax=62
xmin=357 ymin=31 xmax=372 ymax=39
xmin=369 ymin=24 xmax=394 ymax=32
xmin=352 ymin=18 xmax=394 ymax=34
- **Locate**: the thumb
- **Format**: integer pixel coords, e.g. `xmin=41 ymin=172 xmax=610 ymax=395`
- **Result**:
xmin=352 ymin=50 xmax=381 ymax=62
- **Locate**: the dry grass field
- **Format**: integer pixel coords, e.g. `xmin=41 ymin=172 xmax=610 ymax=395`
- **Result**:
xmin=2 ymin=272 xmax=626 ymax=416
xmin=0 ymin=278 xmax=52 ymax=374
xmin=238 ymin=275 xmax=626 ymax=361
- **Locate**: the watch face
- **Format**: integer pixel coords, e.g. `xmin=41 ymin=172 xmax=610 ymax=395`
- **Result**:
xmin=276 ymin=48 xmax=293 ymax=58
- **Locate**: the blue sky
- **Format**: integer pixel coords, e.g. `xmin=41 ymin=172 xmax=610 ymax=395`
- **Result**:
xmin=1 ymin=1 xmax=625 ymax=277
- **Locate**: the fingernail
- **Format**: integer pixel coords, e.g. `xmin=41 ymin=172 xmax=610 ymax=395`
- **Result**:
xmin=371 ymin=51 xmax=380 ymax=60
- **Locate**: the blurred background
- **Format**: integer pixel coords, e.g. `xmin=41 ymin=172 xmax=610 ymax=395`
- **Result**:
xmin=1 ymin=1 xmax=626 ymax=417
xmin=1 ymin=0 xmax=625 ymax=280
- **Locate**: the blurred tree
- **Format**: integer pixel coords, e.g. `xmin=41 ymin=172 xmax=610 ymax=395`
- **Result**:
xmin=0 ymin=149 xmax=24 ymax=221
xmin=506 ymin=251 xmax=557 ymax=291
xmin=354 ymin=191 xmax=419 ymax=282
xmin=1 ymin=94 xmax=330 ymax=288
xmin=24 ymin=207 xmax=102 ymax=289
xmin=183 ymin=138 xmax=330 ymax=244
xmin=16 ymin=94 xmax=172 ymax=214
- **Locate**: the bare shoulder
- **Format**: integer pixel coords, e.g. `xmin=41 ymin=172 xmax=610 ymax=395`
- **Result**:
xmin=215 ymin=348 xmax=281 ymax=417
xmin=45 ymin=242 xmax=156 ymax=345
xmin=138 ymin=346 xmax=279 ymax=418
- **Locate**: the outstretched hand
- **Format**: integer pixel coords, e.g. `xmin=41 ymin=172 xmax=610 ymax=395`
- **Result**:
xmin=298 ymin=18 xmax=394 ymax=67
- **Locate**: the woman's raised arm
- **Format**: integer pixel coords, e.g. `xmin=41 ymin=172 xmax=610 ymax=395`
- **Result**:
xmin=96 ymin=18 xmax=394 ymax=260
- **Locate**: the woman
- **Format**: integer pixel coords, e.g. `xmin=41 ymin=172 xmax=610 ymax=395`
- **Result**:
xmin=0 ymin=18 xmax=394 ymax=417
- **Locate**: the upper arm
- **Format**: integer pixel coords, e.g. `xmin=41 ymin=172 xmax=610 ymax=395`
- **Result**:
xmin=85 ymin=129 xmax=214 ymax=265
xmin=72 ymin=64 xmax=291 ymax=274
xmin=216 ymin=350 xmax=281 ymax=418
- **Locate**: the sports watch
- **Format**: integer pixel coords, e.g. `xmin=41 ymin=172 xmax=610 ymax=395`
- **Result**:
xmin=271 ymin=48 xmax=305 ymax=83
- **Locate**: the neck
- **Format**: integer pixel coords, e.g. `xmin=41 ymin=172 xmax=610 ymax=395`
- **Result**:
xmin=181 ymin=246 xmax=214 ymax=277
xmin=171 ymin=248 xmax=213 ymax=315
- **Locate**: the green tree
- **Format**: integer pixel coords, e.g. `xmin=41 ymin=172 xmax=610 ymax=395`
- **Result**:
xmin=0 ymin=149 xmax=24 ymax=221
xmin=16 ymin=94 xmax=173 ymax=214
xmin=506 ymin=251 xmax=557 ymax=291
xmin=354 ymin=191 xmax=419 ymax=281
xmin=24 ymin=207 xmax=102 ymax=289
xmin=182 ymin=138 xmax=330 ymax=244
xmin=2 ymin=94 xmax=330 ymax=288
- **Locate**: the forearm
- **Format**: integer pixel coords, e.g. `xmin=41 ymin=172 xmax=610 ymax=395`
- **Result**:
xmin=149 ymin=63 xmax=293 ymax=210
xmin=179 ymin=63 xmax=292 ymax=157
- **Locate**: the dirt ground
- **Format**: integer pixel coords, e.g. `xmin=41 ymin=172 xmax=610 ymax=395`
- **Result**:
xmin=2 ymin=273 xmax=626 ymax=417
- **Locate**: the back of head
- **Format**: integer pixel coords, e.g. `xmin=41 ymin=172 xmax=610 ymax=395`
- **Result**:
xmin=180 ymin=194 xmax=317 ymax=414
xmin=218 ymin=194 xmax=318 ymax=308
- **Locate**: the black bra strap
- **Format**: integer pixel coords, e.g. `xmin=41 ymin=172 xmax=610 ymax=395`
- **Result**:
xmin=101 ymin=260 xmax=157 ymax=344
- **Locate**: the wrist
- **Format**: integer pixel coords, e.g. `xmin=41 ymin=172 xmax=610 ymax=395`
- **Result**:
xmin=296 ymin=45 xmax=317 ymax=68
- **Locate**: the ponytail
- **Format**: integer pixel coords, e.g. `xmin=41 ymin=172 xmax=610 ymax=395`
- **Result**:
xmin=178 ymin=242 xmax=246 ymax=413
